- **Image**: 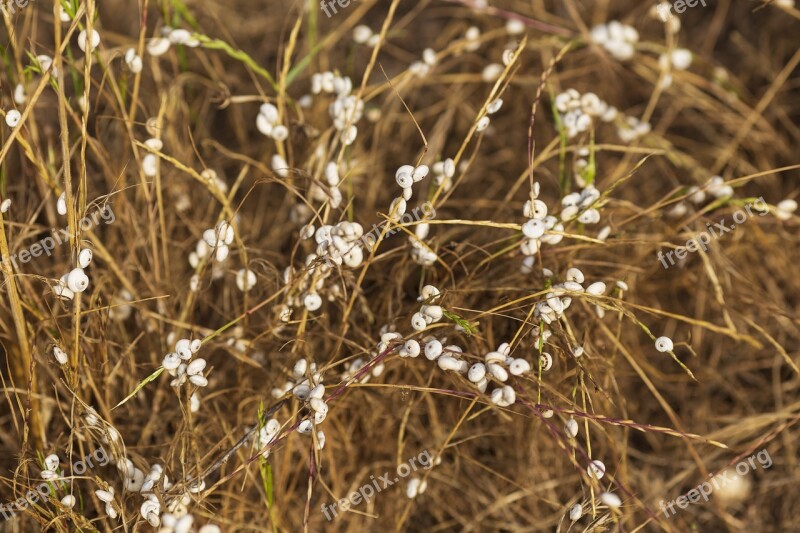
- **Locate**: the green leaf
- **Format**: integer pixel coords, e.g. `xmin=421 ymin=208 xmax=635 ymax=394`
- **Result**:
xmin=442 ymin=309 xmax=477 ymax=336
xmin=194 ymin=34 xmax=279 ymax=93
xmin=113 ymin=367 xmax=164 ymax=410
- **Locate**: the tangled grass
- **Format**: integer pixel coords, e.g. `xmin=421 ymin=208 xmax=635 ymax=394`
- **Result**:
xmin=0 ymin=0 xmax=799 ymax=531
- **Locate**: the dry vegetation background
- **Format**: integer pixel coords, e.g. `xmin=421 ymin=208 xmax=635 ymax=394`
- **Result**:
xmin=0 ymin=0 xmax=799 ymax=531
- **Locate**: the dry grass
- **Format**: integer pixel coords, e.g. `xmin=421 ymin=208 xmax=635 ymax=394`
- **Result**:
xmin=0 ymin=0 xmax=799 ymax=531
